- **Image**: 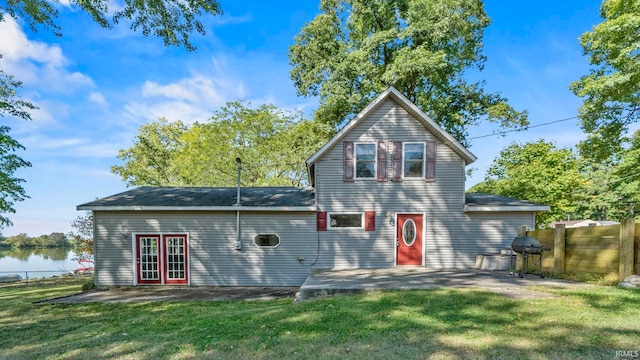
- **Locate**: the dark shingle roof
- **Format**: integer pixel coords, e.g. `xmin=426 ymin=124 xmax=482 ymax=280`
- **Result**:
xmin=465 ymin=193 xmax=547 ymax=208
xmin=77 ymin=186 xmax=315 ymax=209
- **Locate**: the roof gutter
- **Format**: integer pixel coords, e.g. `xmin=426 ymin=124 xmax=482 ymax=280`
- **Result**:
xmin=76 ymin=205 xmax=317 ymax=212
xmin=464 ymin=205 xmax=551 ymax=212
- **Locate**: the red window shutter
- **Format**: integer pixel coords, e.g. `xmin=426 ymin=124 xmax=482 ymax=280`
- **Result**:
xmin=344 ymin=141 xmax=354 ymax=182
xmin=364 ymin=211 xmax=375 ymax=231
xmin=392 ymin=141 xmax=403 ymax=181
xmin=317 ymin=211 xmax=327 ymax=231
xmin=426 ymin=140 xmax=436 ymax=181
xmin=377 ymin=141 xmax=387 ymax=182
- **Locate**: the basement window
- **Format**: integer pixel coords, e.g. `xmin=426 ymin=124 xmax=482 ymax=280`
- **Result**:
xmin=254 ymin=234 xmax=280 ymax=248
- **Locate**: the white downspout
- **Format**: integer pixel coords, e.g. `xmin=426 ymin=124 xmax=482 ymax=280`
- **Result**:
xmin=234 ymin=157 xmax=242 ymax=251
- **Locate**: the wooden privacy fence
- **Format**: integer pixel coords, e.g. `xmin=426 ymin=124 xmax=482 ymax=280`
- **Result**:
xmin=524 ymin=219 xmax=639 ymax=281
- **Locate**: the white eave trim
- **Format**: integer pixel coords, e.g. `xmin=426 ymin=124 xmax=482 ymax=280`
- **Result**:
xmin=464 ymin=205 xmax=551 ymax=212
xmin=76 ymin=205 xmax=317 ymax=212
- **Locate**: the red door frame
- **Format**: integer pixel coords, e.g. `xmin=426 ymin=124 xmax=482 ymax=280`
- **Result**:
xmin=135 ymin=234 xmax=188 ymax=285
xmin=396 ymin=214 xmax=424 ymax=265
xmin=163 ymin=234 xmax=189 ymax=285
xmin=136 ymin=235 xmax=162 ymax=284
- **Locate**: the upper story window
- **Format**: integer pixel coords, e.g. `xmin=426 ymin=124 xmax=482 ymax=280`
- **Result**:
xmin=344 ymin=141 xmax=387 ymax=182
xmin=404 ymin=143 xmax=425 ymax=178
xmin=392 ymin=141 xmax=436 ymax=182
xmin=355 ymin=143 xmax=376 ymax=178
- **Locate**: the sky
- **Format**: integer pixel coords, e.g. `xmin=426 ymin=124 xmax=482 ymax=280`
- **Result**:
xmin=0 ymin=0 xmax=607 ymax=237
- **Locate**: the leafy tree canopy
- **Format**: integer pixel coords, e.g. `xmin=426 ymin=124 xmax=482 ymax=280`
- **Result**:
xmin=0 ymin=0 xmax=223 ymax=51
xmin=289 ymin=0 xmax=528 ymax=145
xmin=0 ymin=232 xmax=70 ymax=247
xmin=570 ymin=0 xmax=640 ymax=160
xmin=469 ymin=140 xmax=586 ymax=227
xmin=0 ymin=0 xmax=222 ymax=227
xmin=70 ymin=212 xmax=94 ymax=255
xmin=0 ymin=67 xmax=33 ymax=228
xmin=112 ymin=118 xmax=188 ymax=187
xmin=112 ymin=102 xmax=333 ymax=188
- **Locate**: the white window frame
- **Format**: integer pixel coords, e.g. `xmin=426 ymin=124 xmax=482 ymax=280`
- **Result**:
xmin=253 ymin=233 xmax=281 ymax=248
xmin=328 ymin=212 xmax=364 ymax=229
xmin=354 ymin=142 xmax=377 ymax=179
xmin=402 ymin=142 xmax=425 ymax=178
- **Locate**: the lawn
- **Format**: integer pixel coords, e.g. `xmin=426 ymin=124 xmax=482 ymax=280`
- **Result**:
xmin=0 ymin=277 xmax=638 ymax=359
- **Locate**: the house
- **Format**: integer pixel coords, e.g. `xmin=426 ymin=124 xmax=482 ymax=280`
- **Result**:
xmin=77 ymin=87 xmax=549 ymax=287
xmin=549 ymin=219 xmax=620 ymax=228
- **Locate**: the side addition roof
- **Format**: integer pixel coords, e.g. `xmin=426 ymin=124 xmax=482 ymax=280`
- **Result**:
xmin=77 ymin=186 xmax=316 ymax=212
xmin=306 ymin=86 xmax=478 ymax=170
xmin=464 ymin=193 xmax=550 ymax=212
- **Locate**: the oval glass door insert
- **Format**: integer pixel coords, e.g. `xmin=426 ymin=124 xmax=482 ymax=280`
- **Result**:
xmin=402 ymin=219 xmax=416 ymax=246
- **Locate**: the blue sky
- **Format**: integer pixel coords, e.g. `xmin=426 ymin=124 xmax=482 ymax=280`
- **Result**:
xmin=0 ymin=0 xmax=606 ymax=236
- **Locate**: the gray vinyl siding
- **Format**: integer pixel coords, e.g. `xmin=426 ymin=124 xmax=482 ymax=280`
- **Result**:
xmin=313 ymin=98 xmax=532 ymax=269
xmin=427 ymin=211 xmax=536 ymax=269
xmin=314 ymin=98 xmax=466 ymax=268
xmin=93 ymin=210 xmax=317 ymax=287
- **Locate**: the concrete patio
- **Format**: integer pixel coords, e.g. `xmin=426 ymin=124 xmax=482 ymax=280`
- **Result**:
xmin=296 ymin=267 xmax=589 ymax=301
xmin=39 ymin=268 xmax=589 ymax=304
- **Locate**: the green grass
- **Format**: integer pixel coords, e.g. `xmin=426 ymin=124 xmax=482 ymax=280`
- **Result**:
xmin=1 ymin=277 xmax=639 ymax=359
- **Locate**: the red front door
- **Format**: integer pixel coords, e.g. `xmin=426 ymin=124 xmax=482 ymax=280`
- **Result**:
xmin=136 ymin=234 xmax=188 ymax=285
xmin=396 ymin=214 xmax=423 ymax=265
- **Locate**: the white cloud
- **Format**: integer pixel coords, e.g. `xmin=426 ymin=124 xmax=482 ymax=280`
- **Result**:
xmin=213 ymin=13 xmax=253 ymax=26
xmin=19 ymin=135 xmax=83 ymax=150
xmin=88 ymin=92 xmax=108 ymax=107
xmin=0 ymin=16 xmax=94 ymax=92
xmin=126 ymin=58 xmax=250 ymax=124
xmin=124 ymin=100 xmax=210 ymax=124
xmin=142 ymin=70 xmax=247 ymax=105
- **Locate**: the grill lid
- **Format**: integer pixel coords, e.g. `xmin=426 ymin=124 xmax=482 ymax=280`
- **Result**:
xmin=511 ymin=236 xmax=542 ymax=253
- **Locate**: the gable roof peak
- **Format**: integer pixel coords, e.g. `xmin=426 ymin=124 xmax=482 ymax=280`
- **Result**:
xmin=306 ymin=86 xmax=477 ymax=166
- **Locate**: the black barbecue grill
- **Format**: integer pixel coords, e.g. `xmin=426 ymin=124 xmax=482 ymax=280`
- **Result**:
xmin=509 ymin=236 xmax=550 ymax=278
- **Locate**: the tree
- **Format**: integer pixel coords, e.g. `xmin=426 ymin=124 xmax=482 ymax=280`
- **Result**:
xmin=0 ymin=125 xmax=31 ymax=228
xmin=70 ymin=212 xmax=93 ymax=255
xmin=570 ymin=0 xmax=640 ymax=161
xmin=112 ymin=118 xmax=188 ymax=187
xmin=2 ymin=233 xmax=31 ymax=247
xmin=0 ymin=67 xmax=35 ymax=228
xmin=0 ymin=0 xmax=223 ymax=227
xmin=289 ymin=0 xmax=528 ymax=145
xmin=112 ymin=103 xmax=333 ymax=187
xmin=469 ymin=140 xmax=586 ymax=227
xmin=175 ymin=102 xmax=332 ymax=187
xmin=0 ymin=0 xmax=223 ymax=51
xmin=572 ymin=162 xmax=637 ymax=221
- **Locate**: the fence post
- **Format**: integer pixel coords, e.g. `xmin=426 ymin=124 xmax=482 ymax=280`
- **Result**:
xmin=619 ymin=218 xmax=635 ymax=281
xmin=554 ymin=224 xmax=566 ymax=274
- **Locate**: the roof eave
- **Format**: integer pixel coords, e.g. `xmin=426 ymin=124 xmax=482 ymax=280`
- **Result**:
xmin=77 ymin=205 xmax=317 ymax=212
xmin=464 ymin=205 xmax=551 ymax=212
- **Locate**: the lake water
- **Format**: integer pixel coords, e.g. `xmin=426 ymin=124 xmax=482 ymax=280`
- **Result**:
xmin=0 ymin=247 xmax=86 ymax=279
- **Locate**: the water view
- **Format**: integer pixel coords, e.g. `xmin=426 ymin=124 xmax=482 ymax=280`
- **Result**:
xmin=0 ymin=247 xmax=86 ymax=280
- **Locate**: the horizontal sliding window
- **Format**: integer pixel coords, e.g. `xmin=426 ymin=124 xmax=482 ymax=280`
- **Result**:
xmin=329 ymin=213 xmax=363 ymax=228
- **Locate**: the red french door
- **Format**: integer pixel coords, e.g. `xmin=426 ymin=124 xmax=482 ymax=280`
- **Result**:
xmin=396 ymin=214 xmax=423 ymax=265
xmin=136 ymin=234 xmax=188 ymax=285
